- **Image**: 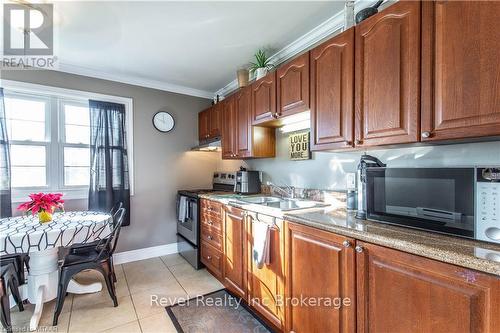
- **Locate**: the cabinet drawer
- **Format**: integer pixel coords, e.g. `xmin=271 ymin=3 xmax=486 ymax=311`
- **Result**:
xmin=201 ymin=213 xmax=222 ymax=234
xmin=200 ymin=199 xmax=222 ymax=217
xmin=200 ymin=241 xmax=222 ymax=279
xmin=201 ymin=223 xmax=223 ymax=250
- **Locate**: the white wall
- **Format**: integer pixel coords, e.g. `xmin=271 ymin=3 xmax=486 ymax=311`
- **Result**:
xmin=247 ymin=130 xmax=500 ymax=191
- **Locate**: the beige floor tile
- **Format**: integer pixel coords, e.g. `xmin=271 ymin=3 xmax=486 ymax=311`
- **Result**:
xmin=169 ymin=263 xmax=223 ymax=297
xmin=131 ymin=279 xmax=188 ymax=319
xmin=123 ymin=258 xmax=177 ymax=295
xmin=69 ymin=295 xmax=137 ymax=333
xmin=160 ymin=253 xmax=186 ymax=267
xmin=72 ymin=270 xmax=129 ymax=310
xmin=139 ymin=312 xmax=177 ymax=333
xmin=100 ymin=320 xmax=142 ymax=333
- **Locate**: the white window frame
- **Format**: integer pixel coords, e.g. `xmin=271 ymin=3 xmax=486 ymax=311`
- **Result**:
xmin=1 ymin=79 xmax=135 ymax=202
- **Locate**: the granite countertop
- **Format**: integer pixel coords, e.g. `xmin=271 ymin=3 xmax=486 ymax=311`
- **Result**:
xmin=200 ymin=193 xmax=500 ymax=277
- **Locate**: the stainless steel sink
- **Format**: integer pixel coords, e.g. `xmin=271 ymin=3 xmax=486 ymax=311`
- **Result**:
xmin=238 ymin=196 xmax=326 ymax=211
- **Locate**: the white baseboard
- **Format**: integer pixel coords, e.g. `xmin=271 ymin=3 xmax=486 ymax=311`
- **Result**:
xmin=113 ymin=242 xmax=179 ymax=265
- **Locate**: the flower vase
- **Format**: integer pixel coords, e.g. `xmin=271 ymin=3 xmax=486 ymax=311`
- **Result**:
xmin=38 ymin=210 xmax=53 ymax=223
xmin=255 ymin=68 xmax=268 ymax=80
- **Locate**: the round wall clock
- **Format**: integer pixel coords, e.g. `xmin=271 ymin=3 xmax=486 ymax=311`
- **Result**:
xmin=152 ymin=111 xmax=175 ymax=132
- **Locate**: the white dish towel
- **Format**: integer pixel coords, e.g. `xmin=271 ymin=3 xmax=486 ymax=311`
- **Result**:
xmin=178 ymin=197 xmax=188 ymax=223
xmin=252 ymin=221 xmax=271 ymax=269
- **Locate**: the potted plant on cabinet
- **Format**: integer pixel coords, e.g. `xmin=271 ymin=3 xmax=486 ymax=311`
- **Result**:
xmin=249 ymin=49 xmax=274 ymax=80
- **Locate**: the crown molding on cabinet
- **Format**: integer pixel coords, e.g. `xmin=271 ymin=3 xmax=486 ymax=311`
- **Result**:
xmin=57 ymin=62 xmax=215 ymax=99
xmin=215 ymin=0 xmax=380 ymax=99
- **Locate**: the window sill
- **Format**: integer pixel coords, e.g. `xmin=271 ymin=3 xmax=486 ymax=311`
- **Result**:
xmin=11 ymin=188 xmax=90 ymax=203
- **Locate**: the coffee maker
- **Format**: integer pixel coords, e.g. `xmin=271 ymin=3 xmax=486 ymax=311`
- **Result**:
xmin=356 ymin=155 xmax=386 ymax=219
xmin=234 ymin=169 xmax=261 ymax=194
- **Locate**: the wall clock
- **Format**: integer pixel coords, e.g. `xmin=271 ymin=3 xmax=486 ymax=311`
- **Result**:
xmin=153 ymin=111 xmax=175 ymax=132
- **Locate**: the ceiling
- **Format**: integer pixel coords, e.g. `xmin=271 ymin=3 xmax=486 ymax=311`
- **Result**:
xmin=52 ymin=1 xmax=345 ymax=98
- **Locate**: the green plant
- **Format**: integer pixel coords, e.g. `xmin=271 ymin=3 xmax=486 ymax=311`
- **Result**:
xmin=249 ymin=49 xmax=274 ymax=73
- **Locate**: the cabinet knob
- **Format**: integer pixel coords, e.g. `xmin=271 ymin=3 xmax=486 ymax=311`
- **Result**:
xmin=355 ymin=245 xmax=364 ymax=253
xmin=355 ymin=139 xmax=362 ymax=145
xmin=207 ymin=235 xmax=213 ymax=240
xmin=345 ymin=141 xmax=352 ymax=146
xmin=343 ymin=240 xmax=351 ymax=248
xmin=421 ymin=131 xmax=431 ymax=138
xmin=206 ymin=255 xmax=212 ymax=260
xmin=208 ymin=221 xmax=213 ymax=225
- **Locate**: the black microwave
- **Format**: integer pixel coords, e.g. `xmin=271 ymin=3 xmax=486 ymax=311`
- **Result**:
xmin=365 ymin=167 xmax=500 ymax=244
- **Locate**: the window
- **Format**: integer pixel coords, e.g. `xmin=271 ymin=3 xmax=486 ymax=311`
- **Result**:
xmin=2 ymin=80 xmax=134 ymax=201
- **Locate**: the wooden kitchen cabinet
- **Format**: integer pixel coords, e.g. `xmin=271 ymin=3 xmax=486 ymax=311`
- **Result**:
xmin=356 ymin=241 xmax=500 ymax=333
xmin=252 ymin=71 xmax=277 ymax=125
xmin=221 ymin=96 xmax=238 ymax=159
xmin=354 ymin=1 xmax=420 ymax=147
xmin=285 ymin=222 xmax=356 ymax=333
xmin=310 ymin=28 xmax=354 ymax=151
xmin=247 ymin=214 xmax=285 ymax=331
xmin=198 ymin=108 xmax=211 ymax=141
xmin=222 ymin=206 xmax=247 ymax=299
xmin=277 ymin=52 xmax=310 ymax=117
xmin=209 ymin=102 xmax=222 ymax=138
xmin=421 ymin=1 xmax=500 ymax=141
xmin=235 ymin=86 xmax=252 ymax=158
xmin=200 ymin=200 xmax=224 ymax=280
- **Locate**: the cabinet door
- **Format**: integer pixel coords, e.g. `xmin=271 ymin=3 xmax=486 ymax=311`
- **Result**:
xmin=209 ymin=103 xmax=222 ymax=138
xmin=223 ymin=206 xmax=247 ymax=298
xmin=421 ymin=1 xmax=500 ymax=141
xmin=247 ymin=215 xmax=285 ymax=331
xmin=310 ymin=28 xmax=354 ymax=151
xmin=354 ymin=1 xmax=420 ymax=147
xmin=285 ymin=222 xmax=356 ymax=333
xmin=235 ymin=87 xmax=252 ymax=158
xmin=198 ymin=108 xmax=210 ymax=141
xmin=252 ymin=71 xmax=277 ymax=124
xmin=356 ymin=241 xmax=500 ymax=333
xmin=221 ymin=97 xmax=236 ymax=159
xmin=277 ymin=53 xmax=310 ymax=117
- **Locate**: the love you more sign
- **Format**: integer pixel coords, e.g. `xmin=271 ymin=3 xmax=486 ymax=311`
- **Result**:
xmin=289 ymin=131 xmax=311 ymax=161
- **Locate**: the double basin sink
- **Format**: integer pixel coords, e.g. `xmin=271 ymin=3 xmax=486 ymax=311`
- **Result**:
xmin=237 ymin=196 xmax=327 ymax=211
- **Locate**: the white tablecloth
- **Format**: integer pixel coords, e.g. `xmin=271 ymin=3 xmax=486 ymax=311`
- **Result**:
xmin=0 ymin=211 xmax=113 ymax=255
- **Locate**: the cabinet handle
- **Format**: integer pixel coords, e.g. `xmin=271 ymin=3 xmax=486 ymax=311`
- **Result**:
xmin=208 ymin=220 xmax=213 ymax=225
xmin=345 ymin=141 xmax=352 ymax=146
xmin=355 ymin=139 xmax=362 ymax=145
xmin=421 ymin=131 xmax=431 ymax=138
xmin=343 ymin=240 xmax=351 ymax=248
xmin=355 ymin=245 xmax=364 ymax=253
xmin=206 ymin=255 xmax=212 ymax=260
xmin=207 ymin=235 xmax=213 ymax=240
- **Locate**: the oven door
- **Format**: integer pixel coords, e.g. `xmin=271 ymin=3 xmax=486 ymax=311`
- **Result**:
xmin=366 ymin=168 xmax=475 ymax=238
xmin=176 ymin=194 xmax=198 ymax=245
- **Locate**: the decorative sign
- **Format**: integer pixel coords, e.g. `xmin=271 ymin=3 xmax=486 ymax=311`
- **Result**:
xmin=289 ymin=131 xmax=311 ymax=161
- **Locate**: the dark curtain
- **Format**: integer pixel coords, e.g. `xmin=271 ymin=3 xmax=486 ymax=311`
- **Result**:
xmin=0 ymin=88 xmax=12 ymax=218
xmin=88 ymin=100 xmax=130 ymax=226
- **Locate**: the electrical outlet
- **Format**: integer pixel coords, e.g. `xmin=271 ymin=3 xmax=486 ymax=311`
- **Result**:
xmin=346 ymin=173 xmax=356 ymax=190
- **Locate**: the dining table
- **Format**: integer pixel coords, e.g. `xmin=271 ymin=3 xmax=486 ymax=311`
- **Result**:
xmin=0 ymin=211 xmax=113 ymax=331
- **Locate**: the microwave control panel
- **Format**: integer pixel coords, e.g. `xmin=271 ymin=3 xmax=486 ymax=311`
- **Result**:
xmin=476 ymin=167 xmax=500 ymax=244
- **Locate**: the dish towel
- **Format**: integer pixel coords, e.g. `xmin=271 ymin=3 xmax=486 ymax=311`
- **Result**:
xmin=252 ymin=221 xmax=271 ymax=269
xmin=178 ymin=197 xmax=188 ymax=223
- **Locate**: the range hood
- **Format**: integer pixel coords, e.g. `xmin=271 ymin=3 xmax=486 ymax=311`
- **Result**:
xmin=191 ymin=137 xmax=221 ymax=152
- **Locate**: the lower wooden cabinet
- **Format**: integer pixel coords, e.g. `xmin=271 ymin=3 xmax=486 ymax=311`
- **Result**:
xmin=247 ymin=214 xmax=285 ymax=331
xmin=285 ymin=222 xmax=356 ymax=333
xmin=200 ymin=241 xmax=223 ymax=280
xmin=356 ymin=241 xmax=500 ymax=333
xmin=222 ymin=206 xmax=247 ymax=299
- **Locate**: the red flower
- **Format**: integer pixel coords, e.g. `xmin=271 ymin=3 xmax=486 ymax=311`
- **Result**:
xmin=17 ymin=192 xmax=65 ymax=215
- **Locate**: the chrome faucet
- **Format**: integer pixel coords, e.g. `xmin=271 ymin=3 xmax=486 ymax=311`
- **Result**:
xmin=266 ymin=181 xmax=296 ymax=199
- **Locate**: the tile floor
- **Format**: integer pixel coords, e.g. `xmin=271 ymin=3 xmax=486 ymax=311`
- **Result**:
xmin=6 ymin=254 xmax=224 ymax=333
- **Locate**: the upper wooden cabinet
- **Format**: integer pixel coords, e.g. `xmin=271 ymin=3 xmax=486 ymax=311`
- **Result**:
xmin=247 ymin=215 xmax=285 ymax=331
xmin=354 ymin=1 xmax=421 ymax=147
xmin=356 ymin=241 xmax=500 ymax=333
xmin=221 ymin=97 xmax=238 ymax=159
xmin=209 ymin=103 xmax=222 ymax=138
xmin=277 ymin=52 xmax=310 ymax=117
xmin=421 ymin=1 xmax=500 ymax=141
xmin=252 ymin=71 xmax=277 ymax=125
xmin=198 ymin=108 xmax=210 ymax=141
xmin=235 ymin=86 xmax=252 ymax=158
xmin=222 ymin=206 xmax=247 ymax=299
xmin=310 ymin=28 xmax=355 ymax=151
xmin=285 ymin=222 xmax=356 ymax=333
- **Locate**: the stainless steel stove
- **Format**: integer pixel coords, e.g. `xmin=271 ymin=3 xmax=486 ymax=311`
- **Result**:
xmin=176 ymin=172 xmax=236 ymax=269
